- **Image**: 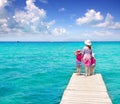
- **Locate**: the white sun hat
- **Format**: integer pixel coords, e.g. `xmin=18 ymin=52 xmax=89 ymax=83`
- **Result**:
xmin=84 ymin=39 xmax=92 ymax=46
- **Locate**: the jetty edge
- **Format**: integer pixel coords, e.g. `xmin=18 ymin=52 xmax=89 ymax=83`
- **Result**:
xmin=60 ymin=73 xmax=112 ymax=104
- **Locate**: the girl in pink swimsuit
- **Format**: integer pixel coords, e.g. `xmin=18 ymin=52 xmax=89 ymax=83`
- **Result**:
xmin=75 ymin=49 xmax=83 ymax=75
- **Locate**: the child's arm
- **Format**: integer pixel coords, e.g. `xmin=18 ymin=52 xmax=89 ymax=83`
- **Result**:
xmin=74 ymin=51 xmax=77 ymax=55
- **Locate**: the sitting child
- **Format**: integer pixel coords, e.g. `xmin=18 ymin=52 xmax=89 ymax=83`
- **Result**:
xmin=90 ymin=53 xmax=96 ymax=75
xmin=75 ymin=49 xmax=83 ymax=75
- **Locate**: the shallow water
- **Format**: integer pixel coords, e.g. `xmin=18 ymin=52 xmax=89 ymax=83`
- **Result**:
xmin=0 ymin=42 xmax=120 ymax=104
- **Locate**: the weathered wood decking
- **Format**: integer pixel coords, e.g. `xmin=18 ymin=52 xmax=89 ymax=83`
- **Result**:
xmin=60 ymin=73 xmax=112 ymax=104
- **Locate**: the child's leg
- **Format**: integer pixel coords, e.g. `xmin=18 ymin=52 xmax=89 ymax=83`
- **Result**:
xmin=92 ymin=66 xmax=95 ymax=75
xmin=76 ymin=66 xmax=81 ymax=75
xmin=90 ymin=66 xmax=95 ymax=75
xmin=90 ymin=67 xmax=92 ymax=75
xmin=90 ymin=67 xmax=93 ymax=75
xmin=76 ymin=62 xmax=81 ymax=75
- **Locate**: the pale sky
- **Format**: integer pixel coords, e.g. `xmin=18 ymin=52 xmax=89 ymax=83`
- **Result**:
xmin=0 ymin=0 xmax=120 ymax=41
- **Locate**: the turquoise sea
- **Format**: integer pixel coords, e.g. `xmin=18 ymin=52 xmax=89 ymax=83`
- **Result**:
xmin=0 ymin=42 xmax=120 ymax=104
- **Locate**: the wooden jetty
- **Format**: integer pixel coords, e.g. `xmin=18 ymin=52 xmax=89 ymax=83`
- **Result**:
xmin=60 ymin=73 xmax=112 ymax=104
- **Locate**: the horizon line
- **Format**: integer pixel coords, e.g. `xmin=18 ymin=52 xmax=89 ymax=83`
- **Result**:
xmin=0 ymin=40 xmax=120 ymax=43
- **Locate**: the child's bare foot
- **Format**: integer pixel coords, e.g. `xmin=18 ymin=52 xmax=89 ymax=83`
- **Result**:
xmin=76 ymin=73 xmax=81 ymax=75
xmin=76 ymin=73 xmax=80 ymax=75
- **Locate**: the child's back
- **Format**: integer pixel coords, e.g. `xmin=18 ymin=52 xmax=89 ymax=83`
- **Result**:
xmin=76 ymin=50 xmax=83 ymax=62
xmin=75 ymin=50 xmax=83 ymax=75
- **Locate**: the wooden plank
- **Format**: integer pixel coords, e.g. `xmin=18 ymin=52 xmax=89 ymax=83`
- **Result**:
xmin=60 ymin=73 xmax=112 ymax=104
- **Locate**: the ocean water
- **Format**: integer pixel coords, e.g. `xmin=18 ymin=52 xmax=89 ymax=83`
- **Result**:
xmin=0 ymin=42 xmax=120 ymax=104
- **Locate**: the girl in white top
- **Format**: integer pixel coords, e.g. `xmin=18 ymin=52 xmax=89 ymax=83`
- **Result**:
xmin=83 ymin=40 xmax=92 ymax=76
